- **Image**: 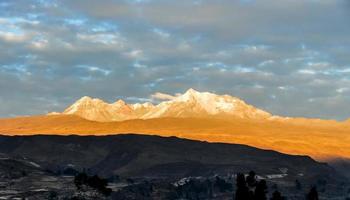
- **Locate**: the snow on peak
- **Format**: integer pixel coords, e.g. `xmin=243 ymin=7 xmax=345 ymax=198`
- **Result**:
xmin=142 ymin=89 xmax=272 ymax=119
xmin=143 ymin=102 xmax=154 ymax=107
xmin=77 ymin=96 xmax=102 ymax=102
xmin=63 ymin=96 xmax=110 ymax=116
xmin=131 ymin=102 xmax=154 ymax=110
xmin=79 ymin=96 xmax=92 ymax=101
xmin=58 ymin=89 xmax=272 ymax=121
xmin=172 ymin=89 xmax=240 ymax=114
xmin=113 ymin=99 xmax=127 ymax=107
xmin=185 ymin=88 xmax=199 ymax=95
xmin=177 ymin=88 xmax=201 ymax=101
xmin=72 ymin=96 xmax=106 ymax=106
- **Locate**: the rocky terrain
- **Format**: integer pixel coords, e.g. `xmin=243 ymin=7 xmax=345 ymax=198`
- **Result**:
xmin=0 ymin=134 xmax=347 ymax=199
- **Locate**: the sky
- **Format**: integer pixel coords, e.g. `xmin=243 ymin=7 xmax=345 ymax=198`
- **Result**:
xmin=0 ymin=0 xmax=350 ymax=120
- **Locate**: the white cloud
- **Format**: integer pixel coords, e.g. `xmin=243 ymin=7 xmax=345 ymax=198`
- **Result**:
xmin=151 ymin=92 xmax=176 ymax=100
xmin=152 ymin=28 xmax=170 ymax=39
xmin=336 ymin=87 xmax=348 ymax=94
xmin=77 ymin=33 xmax=125 ymax=47
xmin=125 ymin=50 xmax=144 ymax=59
xmin=298 ymin=69 xmax=316 ymax=75
xmin=76 ymin=65 xmax=111 ymax=76
xmin=30 ymin=38 xmax=48 ymax=49
xmin=0 ymin=31 xmax=30 ymax=43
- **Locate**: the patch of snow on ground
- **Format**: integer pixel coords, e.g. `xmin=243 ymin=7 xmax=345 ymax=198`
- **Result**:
xmin=266 ymin=174 xmax=288 ymax=179
xmin=28 ymin=161 xmax=41 ymax=168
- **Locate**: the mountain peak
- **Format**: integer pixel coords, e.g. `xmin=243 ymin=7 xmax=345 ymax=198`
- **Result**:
xmin=185 ymin=88 xmax=199 ymax=94
xmin=63 ymin=96 xmax=107 ymax=116
xmin=78 ymin=96 xmax=93 ymax=102
xmin=75 ymin=96 xmax=105 ymax=104
xmin=142 ymin=89 xmax=272 ymax=119
xmin=178 ymin=88 xmax=205 ymax=102
xmin=114 ymin=99 xmax=126 ymax=106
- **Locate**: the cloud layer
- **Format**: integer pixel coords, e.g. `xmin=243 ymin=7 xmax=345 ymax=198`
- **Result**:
xmin=0 ymin=0 xmax=350 ymax=120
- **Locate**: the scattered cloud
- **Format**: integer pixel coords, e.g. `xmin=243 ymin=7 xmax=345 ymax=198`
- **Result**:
xmin=0 ymin=0 xmax=349 ymax=120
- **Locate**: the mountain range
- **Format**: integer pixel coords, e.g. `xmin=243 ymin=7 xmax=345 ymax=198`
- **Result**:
xmin=53 ymin=88 xmax=272 ymax=122
xmin=49 ymin=88 xmax=346 ymax=124
xmin=1 ymin=89 xmax=350 ymax=163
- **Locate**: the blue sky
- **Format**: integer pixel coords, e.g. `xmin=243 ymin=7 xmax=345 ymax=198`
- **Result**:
xmin=0 ymin=0 xmax=350 ymax=120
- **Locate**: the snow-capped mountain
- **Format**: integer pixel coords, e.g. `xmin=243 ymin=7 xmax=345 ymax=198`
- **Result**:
xmin=63 ymin=96 xmax=142 ymax=122
xmin=142 ymin=88 xmax=271 ymax=120
xmin=56 ymin=89 xmax=272 ymax=122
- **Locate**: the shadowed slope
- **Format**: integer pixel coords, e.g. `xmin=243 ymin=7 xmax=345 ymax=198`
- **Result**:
xmin=0 ymin=134 xmax=336 ymax=181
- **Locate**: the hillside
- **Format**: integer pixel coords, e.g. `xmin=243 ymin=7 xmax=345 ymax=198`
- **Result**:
xmin=0 ymin=134 xmax=347 ymax=199
xmin=0 ymin=134 xmax=335 ymax=180
xmin=0 ymin=115 xmax=349 ymax=161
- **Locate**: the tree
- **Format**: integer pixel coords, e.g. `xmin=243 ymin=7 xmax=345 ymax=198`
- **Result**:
xmin=205 ymin=178 xmax=213 ymax=198
xmin=295 ymin=179 xmax=302 ymax=191
xmin=74 ymin=172 xmax=88 ymax=190
xmin=254 ymin=180 xmax=267 ymax=200
xmin=246 ymin=171 xmax=257 ymax=188
xmin=214 ymin=176 xmax=232 ymax=192
xmin=73 ymin=172 xmax=112 ymax=197
xmin=235 ymin=173 xmax=251 ymax=200
xmin=270 ymin=191 xmax=285 ymax=200
xmin=47 ymin=191 xmax=58 ymax=200
xmin=306 ymin=186 xmax=318 ymax=200
xmin=87 ymin=175 xmax=111 ymax=196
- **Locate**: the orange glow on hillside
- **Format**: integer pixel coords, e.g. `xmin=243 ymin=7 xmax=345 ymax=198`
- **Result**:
xmin=1 ymin=115 xmax=349 ymax=161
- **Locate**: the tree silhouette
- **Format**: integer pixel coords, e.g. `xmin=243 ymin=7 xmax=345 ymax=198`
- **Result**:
xmin=247 ymin=171 xmax=257 ymax=188
xmin=270 ymin=190 xmax=285 ymax=200
xmin=254 ymin=180 xmax=267 ymax=200
xmin=74 ymin=172 xmax=88 ymax=190
xmin=214 ymin=176 xmax=232 ymax=192
xmin=295 ymin=179 xmax=302 ymax=191
xmin=235 ymin=173 xmax=251 ymax=200
xmin=74 ymin=172 xmax=112 ymax=196
xmin=306 ymin=186 xmax=318 ymax=200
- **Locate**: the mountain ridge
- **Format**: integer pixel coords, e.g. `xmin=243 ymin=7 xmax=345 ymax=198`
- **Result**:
xmin=50 ymin=88 xmax=333 ymax=123
xmin=1 ymin=115 xmax=350 ymax=161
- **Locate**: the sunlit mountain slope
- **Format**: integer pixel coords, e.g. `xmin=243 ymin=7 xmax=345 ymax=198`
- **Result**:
xmin=0 ymin=114 xmax=349 ymax=161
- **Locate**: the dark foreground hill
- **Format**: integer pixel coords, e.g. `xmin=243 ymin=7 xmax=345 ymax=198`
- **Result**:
xmin=0 ymin=134 xmax=336 ymax=180
xmin=0 ymin=134 xmax=348 ymax=199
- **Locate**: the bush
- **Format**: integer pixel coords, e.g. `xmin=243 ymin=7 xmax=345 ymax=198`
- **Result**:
xmin=74 ymin=172 xmax=112 ymax=196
